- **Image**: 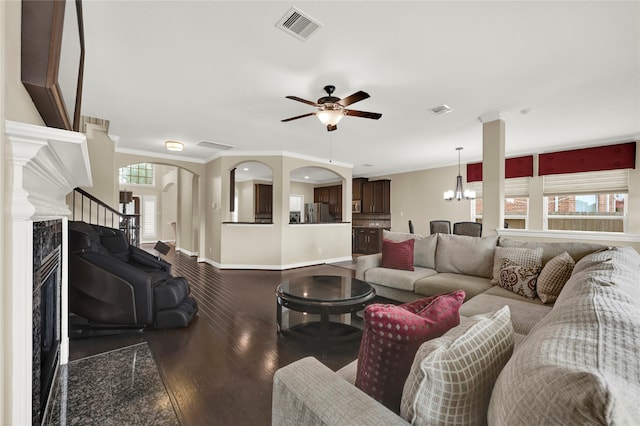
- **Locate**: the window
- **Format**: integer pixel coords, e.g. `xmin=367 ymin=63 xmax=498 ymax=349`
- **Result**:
xmin=543 ymin=169 xmax=629 ymax=233
xmin=119 ymin=163 xmax=154 ymax=185
xmin=473 ymin=197 xmax=529 ymax=229
xmin=546 ymin=193 xmax=627 ymax=232
xmin=469 ymin=177 xmax=530 ymax=229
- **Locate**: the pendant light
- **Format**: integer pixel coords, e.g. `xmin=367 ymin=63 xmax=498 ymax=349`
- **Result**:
xmin=444 ymin=147 xmax=476 ymax=201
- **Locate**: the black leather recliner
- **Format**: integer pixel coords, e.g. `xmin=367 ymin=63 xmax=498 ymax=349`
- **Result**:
xmin=68 ymin=221 xmax=198 ymax=331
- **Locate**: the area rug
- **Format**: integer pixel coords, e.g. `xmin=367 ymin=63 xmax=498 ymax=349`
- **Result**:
xmin=45 ymin=342 xmax=178 ymax=425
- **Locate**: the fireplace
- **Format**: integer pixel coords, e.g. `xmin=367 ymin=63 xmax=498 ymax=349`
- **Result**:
xmin=32 ymin=220 xmax=63 ymax=423
xmin=5 ymin=120 xmax=92 ymax=425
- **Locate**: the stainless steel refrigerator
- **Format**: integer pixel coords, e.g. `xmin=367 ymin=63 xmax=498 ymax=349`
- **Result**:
xmin=304 ymin=203 xmax=333 ymax=223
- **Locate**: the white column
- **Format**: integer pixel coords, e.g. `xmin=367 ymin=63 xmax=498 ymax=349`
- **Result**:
xmin=480 ymin=113 xmax=506 ymax=235
xmin=627 ymin=141 xmax=640 ymax=234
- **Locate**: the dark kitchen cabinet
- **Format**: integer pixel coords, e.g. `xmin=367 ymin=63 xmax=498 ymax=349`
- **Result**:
xmin=352 ymin=178 xmax=367 ymax=201
xmin=354 ymin=228 xmax=382 ymax=254
xmin=314 ymin=184 xmax=342 ymax=221
xmin=328 ymin=185 xmax=342 ymax=220
xmin=255 ymin=184 xmax=272 ymax=222
xmin=361 ymin=180 xmax=390 ymax=214
xmin=314 ymin=186 xmax=330 ymax=204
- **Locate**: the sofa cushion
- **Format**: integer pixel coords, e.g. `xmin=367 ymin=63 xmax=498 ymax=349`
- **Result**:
xmin=414 ymin=273 xmax=493 ymax=301
xmin=365 ymin=266 xmax=437 ymax=292
xmin=536 ymin=251 xmax=575 ymax=304
xmin=436 ymin=234 xmax=498 ymax=278
xmin=355 ymin=291 xmax=465 ymax=413
xmin=498 ymin=258 xmax=540 ymax=299
xmin=497 ymin=237 xmax=606 ymax=266
xmin=401 ymin=306 xmax=514 ymax=426
xmin=382 ymin=238 xmax=415 ymax=271
xmin=488 ymin=247 xmax=640 ymax=425
xmin=492 ymin=246 xmax=543 ymax=283
xmin=383 ymin=230 xmax=437 ymax=269
xmin=459 ymin=293 xmax=552 ymax=335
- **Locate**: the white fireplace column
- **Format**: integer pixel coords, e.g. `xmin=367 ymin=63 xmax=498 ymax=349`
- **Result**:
xmin=4 ymin=120 xmax=92 ymax=426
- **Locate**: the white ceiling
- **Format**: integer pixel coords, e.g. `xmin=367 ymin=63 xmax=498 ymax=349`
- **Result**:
xmin=80 ymin=1 xmax=640 ymax=178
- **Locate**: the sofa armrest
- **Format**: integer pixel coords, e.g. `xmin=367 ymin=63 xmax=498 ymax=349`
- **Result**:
xmin=355 ymin=253 xmax=382 ymax=280
xmin=273 ymin=357 xmax=407 ymax=426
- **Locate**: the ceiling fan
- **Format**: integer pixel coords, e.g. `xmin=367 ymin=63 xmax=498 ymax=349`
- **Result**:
xmin=281 ymin=85 xmax=382 ymax=132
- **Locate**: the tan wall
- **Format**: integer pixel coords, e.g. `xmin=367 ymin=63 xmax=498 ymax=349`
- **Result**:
xmin=280 ymin=157 xmax=352 ymax=266
xmin=116 ymin=153 xmax=204 ymax=251
xmin=177 ymin=168 xmax=195 ymax=253
xmin=206 ymin=158 xmax=223 ymax=261
xmin=376 ymin=164 xmax=474 ymax=236
xmin=2 ymin=2 xmax=49 ymax=422
xmin=84 ymin=127 xmax=116 ymax=208
xmin=236 ymin=180 xmax=255 ymax=222
xmin=160 ymin=167 xmax=178 ymax=241
xmin=289 ymin=180 xmax=315 ymax=218
xmin=205 ymin=154 xmax=352 ymax=268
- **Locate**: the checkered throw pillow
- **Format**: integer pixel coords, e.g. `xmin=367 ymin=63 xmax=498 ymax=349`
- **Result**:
xmin=401 ymin=306 xmax=514 ymax=426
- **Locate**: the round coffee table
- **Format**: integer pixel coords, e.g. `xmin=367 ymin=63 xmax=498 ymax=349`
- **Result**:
xmin=276 ymin=275 xmax=376 ymax=344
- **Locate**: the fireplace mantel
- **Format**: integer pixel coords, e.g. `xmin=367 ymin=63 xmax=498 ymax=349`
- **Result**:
xmin=5 ymin=120 xmax=92 ymax=425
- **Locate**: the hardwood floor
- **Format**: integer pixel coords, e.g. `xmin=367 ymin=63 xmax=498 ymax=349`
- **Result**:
xmin=69 ymin=246 xmax=365 ymax=425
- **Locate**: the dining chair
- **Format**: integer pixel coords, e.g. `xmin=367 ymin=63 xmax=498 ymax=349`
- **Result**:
xmin=429 ymin=220 xmax=451 ymax=235
xmin=453 ymin=221 xmax=482 ymax=237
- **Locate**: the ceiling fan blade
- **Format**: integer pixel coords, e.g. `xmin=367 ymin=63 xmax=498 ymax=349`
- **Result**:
xmin=327 ymin=124 xmax=337 ymax=132
xmin=285 ymin=96 xmax=320 ymax=107
xmin=281 ymin=112 xmax=316 ymax=122
xmin=344 ymin=109 xmax=382 ymax=120
xmin=337 ymin=91 xmax=370 ymax=107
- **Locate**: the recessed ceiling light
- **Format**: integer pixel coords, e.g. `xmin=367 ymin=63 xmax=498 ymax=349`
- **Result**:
xmin=165 ymin=141 xmax=183 ymax=151
xmin=304 ymin=176 xmax=310 ymax=179
xmin=243 ymin=167 xmax=249 ymax=171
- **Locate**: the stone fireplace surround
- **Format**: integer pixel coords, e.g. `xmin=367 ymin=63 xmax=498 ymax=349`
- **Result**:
xmin=5 ymin=120 xmax=92 ymax=425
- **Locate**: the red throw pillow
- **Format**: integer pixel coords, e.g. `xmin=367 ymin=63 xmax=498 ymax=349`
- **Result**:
xmin=381 ymin=238 xmax=415 ymax=271
xmin=354 ymin=290 xmax=466 ymax=413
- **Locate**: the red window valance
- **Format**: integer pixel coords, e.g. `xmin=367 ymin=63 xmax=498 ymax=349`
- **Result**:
xmin=538 ymin=142 xmax=635 ymax=176
xmin=466 ymin=155 xmax=534 ymax=183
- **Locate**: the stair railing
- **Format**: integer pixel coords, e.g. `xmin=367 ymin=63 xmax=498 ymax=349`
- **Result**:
xmin=71 ymin=187 xmax=140 ymax=246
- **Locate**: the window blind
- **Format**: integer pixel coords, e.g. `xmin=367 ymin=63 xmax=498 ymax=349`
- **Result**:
xmin=543 ymin=169 xmax=629 ymax=196
xmin=467 ymin=177 xmax=530 ymax=198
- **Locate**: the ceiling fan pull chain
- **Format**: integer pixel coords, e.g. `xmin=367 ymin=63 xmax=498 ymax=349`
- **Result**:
xmin=329 ymin=132 xmax=333 ymax=163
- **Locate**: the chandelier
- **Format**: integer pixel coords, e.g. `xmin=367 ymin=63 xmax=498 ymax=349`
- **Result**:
xmin=444 ymin=147 xmax=476 ymax=201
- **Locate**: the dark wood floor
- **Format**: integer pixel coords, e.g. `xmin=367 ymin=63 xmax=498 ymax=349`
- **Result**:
xmin=70 ymin=246 xmax=365 ymax=425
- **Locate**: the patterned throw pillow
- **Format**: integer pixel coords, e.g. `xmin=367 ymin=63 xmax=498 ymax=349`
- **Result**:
xmin=492 ymin=246 xmax=543 ymax=283
xmin=536 ymin=252 xmax=575 ymax=304
xmin=401 ymin=306 xmax=514 ymax=426
xmin=355 ymin=291 xmax=465 ymax=413
xmin=381 ymin=238 xmax=415 ymax=271
xmin=498 ymin=258 xmax=541 ymax=299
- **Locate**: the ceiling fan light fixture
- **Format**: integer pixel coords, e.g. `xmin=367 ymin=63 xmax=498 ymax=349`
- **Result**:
xmin=316 ymin=108 xmax=344 ymax=126
xmin=165 ymin=141 xmax=184 ymax=152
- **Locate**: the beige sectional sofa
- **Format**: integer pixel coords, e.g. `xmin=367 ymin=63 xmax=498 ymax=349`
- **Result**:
xmin=272 ymin=233 xmax=640 ymax=425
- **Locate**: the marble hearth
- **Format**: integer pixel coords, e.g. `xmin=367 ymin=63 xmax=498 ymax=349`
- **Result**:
xmin=5 ymin=120 xmax=92 ymax=425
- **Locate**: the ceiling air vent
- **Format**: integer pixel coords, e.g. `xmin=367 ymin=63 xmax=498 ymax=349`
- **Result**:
xmin=276 ymin=7 xmax=322 ymax=41
xmin=428 ymin=104 xmax=452 ymax=115
xmin=197 ymin=140 xmax=236 ymax=151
